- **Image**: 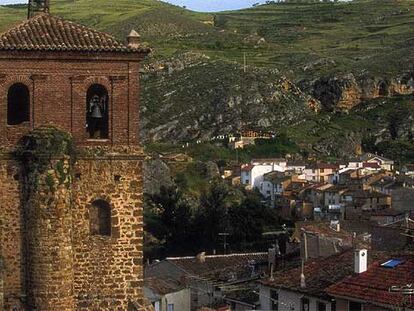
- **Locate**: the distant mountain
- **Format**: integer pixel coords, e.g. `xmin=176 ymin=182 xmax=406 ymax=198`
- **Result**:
xmin=1 ymin=0 xmax=413 ymax=160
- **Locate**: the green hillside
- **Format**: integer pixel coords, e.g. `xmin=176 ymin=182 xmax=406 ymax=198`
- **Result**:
xmin=2 ymin=0 xmax=413 ymax=76
xmin=1 ymin=0 xmax=413 ymax=162
xmin=216 ymin=0 xmax=414 ymax=79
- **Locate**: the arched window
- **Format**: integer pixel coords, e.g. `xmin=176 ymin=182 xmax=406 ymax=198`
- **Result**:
xmin=90 ymin=199 xmax=111 ymax=236
xmin=86 ymin=84 xmax=109 ymax=139
xmin=7 ymin=83 xmax=30 ymax=125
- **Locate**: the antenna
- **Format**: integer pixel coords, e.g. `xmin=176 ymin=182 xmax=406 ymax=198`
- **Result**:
xmin=28 ymin=0 xmax=50 ymax=19
xmin=218 ymin=232 xmax=229 ymax=254
xmin=243 ymin=52 xmax=247 ymax=73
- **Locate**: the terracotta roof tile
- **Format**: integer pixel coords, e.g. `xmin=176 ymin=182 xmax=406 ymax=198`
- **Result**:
xmin=327 ymin=255 xmax=414 ymax=308
xmin=259 ymin=249 xmax=396 ymax=300
xmin=0 ymin=13 xmax=149 ymax=53
xmin=260 ymin=250 xmax=355 ymax=299
xmin=167 ymin=253 xmax=267 ymax=280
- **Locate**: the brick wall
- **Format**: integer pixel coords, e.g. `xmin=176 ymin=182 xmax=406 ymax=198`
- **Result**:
xmin=0 ymin=51 xmax=142 ymax=148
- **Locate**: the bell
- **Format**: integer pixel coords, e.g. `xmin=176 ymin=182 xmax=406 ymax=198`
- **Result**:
xmin=91 ymin=105 xmax=103 ymax=118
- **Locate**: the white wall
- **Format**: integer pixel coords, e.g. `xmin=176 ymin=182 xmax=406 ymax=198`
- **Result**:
xmin=164 ymin=288 xmax=191 ymax=311
xmin=259 ymin=285 xmax=334 ymax=311
xmin=251 ymin=165 xmax=274 ymax=189
xmin=241 ymin=170 xmax=251 ymax=186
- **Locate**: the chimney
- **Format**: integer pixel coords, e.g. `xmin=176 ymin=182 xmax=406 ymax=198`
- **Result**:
xmin=196 ymin=252 xmax=206 ymax=264
xmin=127 ymin=30 xmax=141 ymax=49
xmin=354 ymin=249 xmax=367 ymax=274
xmin=330 ymin=220 xmax=340 ymax=232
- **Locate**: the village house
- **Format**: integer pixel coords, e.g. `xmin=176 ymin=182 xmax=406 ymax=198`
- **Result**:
xmin=349 ymin=153 xmax=395 ymax=171
xmin=304 ymin=163 xmax=339 ymax=183
xmin=327 ymin=252 xmax=414 ymax=311
xmin=369 ymin=208 xmax=406 ymax=225
xmin=371 ymin=216 xmax=414 ymax=251
xmin=401 ymin=164 xmax=414 ymax=177
xmin=260 ymin=248 xmax=414 ymax=311
xmin=260 ymin=171 xmax=296 ymax=202
xmin=342 ymin=189 xmax=392 ymax=219
xmin=259 ymin=250 xmax=354 ymax=311
xmin=292 ymin=221 xmax=354 ymax=259
xmin=144 ymin=277 xmax=191 ymax=311
xmin=241 ymin=159 xmax=286 ymax=189
xmin=145 ymin=253 xmax=268 ymax=311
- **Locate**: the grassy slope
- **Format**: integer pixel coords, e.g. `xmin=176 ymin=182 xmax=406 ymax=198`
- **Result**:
xmin=216 ymin=0 xmax=414 ymax=79
xmin=3 ymin=0 xmax=413 ymax=77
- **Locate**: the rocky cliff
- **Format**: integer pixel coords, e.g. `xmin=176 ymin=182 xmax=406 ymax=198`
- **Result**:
xmin=307 ymin=71 xmax=414 ymax=111
xmin=140 ymin=53 xmax=318 ymax=143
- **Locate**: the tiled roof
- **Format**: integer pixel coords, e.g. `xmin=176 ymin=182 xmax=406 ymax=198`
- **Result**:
xmin=260 ymin=250 xmax=355 ymax=299
xmin=327 ymin=255 xmax=414 ymax=309
xmin=296 ymin=221 xmax=353 ymax=242
xmin=241 ymin=164 xmax=254 ymax=172
xmin=144 ymin=277 xmax=183 ymax=296
xmin=0 ymin=13 xmax=147 ymax=53
xmin=167 ymin=253 xmax=267 ymax=280
xmin=260 ymin=250 xmax=392 ymax=300
xmin=344 ymin=189 xmax=389 ymax=198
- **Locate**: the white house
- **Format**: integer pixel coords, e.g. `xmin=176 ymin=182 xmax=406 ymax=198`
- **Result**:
xmin=241 ymin=159 xmax=287 ymax=190
xmin=144 ymin=277 xmax=191 ymax=311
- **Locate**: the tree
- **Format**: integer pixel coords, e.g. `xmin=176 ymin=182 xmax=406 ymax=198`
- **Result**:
xmin=147 ymin=185 xmax=193 ymax=255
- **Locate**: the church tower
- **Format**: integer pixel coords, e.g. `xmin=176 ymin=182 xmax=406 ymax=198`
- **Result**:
xmin=0 ymin=1 xmax=149 ymax=310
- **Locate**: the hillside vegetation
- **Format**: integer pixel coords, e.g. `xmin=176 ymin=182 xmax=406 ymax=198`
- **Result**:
xmin=1 ymin=0 xmax=413 ymax=162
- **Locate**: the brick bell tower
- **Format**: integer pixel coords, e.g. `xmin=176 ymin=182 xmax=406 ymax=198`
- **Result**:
xmin=0 ymin=1 xmax=149 ymax=310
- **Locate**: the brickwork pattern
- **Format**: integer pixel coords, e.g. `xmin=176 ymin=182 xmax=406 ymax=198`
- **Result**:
xmin=0 ymin=52 xmax=142 ymax=148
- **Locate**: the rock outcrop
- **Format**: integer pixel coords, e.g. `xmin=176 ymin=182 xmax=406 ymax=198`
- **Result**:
xmin=308 ymin=71 xmax=414 ymax=111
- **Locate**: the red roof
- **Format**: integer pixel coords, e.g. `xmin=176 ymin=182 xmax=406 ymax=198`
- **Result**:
xmin=0 ymin=14 xmax=148 ymax=53
xmin=327 ymin=255 xmax=414 ymax=308
xmin=241 ymin=164 xmax=254 ymax=172
xmin=260 ymin=250 xmax=355 ymax=299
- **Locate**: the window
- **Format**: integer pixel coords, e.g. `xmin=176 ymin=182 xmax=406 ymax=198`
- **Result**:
xmin=167 ymin=304 xmax=174 ymax=311
xmin=320 ymin=168 xmax=325 ymax=173
xmin=86 ymin=84 xmax=109 ymax=139
xmin=301 ymin=297 xmax=310 ymax=311
xmin=270 ymin=290 xmax=278 ymax=311
xmin=349 ymin=301 xmax=362 ymax=311
xmin=7 ymin=83 xmax=30 ymax=125
xmin=317 ymin=301 xmax=327 ymax=311
xmin=90 ymin=199 xmax=111 ymax=236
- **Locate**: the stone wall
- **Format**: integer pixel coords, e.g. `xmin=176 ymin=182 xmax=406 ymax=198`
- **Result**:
xmin=72 ymin=154 xmax=144 ymax=310
xmin=0 ymin=147 xmax=144 ymax=310
xmin=0 ymin=157 xmax=25 ymax=311
xmin=24 ymin=157 xmax=74 ymax=310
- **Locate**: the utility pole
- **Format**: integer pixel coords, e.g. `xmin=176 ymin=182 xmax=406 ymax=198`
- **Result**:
xmin=243 ymin=52 xmax=247 ymax=73
xmin=218 ymin=232 xmax=229 ymax=254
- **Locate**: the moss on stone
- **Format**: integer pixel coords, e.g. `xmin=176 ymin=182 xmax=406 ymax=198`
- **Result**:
xmin=15 ymin=127 xmax=76 ymax=192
